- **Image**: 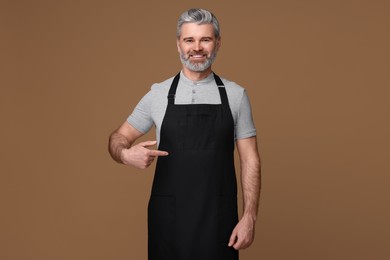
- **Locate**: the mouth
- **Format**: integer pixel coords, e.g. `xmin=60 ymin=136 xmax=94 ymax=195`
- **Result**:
xmin=189 ymin=53 xmax=207 ymax=60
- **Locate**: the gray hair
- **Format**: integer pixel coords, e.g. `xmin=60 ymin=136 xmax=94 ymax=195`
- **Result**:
xmin=176 ymin=8 xmax=220 ymax=39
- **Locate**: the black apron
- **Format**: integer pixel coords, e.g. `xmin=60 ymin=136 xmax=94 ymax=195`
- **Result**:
xmin=148 ymin=73 xmax=239 ymax=260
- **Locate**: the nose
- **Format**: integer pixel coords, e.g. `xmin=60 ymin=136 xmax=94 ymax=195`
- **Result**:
xmin=193 ymin=41 xmax=203 ymax=52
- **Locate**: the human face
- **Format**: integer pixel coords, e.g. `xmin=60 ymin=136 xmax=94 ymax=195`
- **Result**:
xmin=177 ymin=23 xmax=221 ymax=72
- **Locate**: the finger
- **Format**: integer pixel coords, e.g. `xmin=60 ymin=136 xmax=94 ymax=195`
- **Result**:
xmin=233 ymin=238 xmax=243 ymax=250
xmin=144 ymin=156 xmax=155 ymax=166
xmin=138 ymin=140 xmax=157 ymax=148
xmin=148 ymin=149 xmax=169 ymax=157
xmin=228 ymin=229 xmax=238 ymax=247
xmin=233 ymin=234 xmax=253 ymax=250
xmin=232 ymin=232 xmax=246 ymax=250
xmin=145 ymin=160 xmax=153 ymax=167
xmin=145 ymin=159 xmax=153 ymax=165
xmin=147 ymin=157 xmax=155 ymax=164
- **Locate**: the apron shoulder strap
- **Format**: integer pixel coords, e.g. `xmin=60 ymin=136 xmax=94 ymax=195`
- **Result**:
xmin=167 ymin=73 xmax=180 ymax=105
xmin=213 ymin=73 xmax=231 ymax=111
xmin=213 ymin=73 xmax=224 ymax=86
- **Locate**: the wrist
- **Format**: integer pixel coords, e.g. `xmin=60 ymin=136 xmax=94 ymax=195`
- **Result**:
xmin=242 ymin=211 xmax=257 ymax=222
xmin=119 ymin=147 xmax=128 ymax=164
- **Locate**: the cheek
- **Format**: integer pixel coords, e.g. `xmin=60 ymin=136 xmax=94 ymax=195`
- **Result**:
xmin=178 ymin=48 xmax=189 ymax=59
xmin=205 ymin=47 xmax=215 ymax=56
xmin=178 ymin=45 xmax=189 ymax=55
xmin=177 ymin=43 xmax=184 ymax=52
xmin=205 ymin=44 xmax=216 ymax=53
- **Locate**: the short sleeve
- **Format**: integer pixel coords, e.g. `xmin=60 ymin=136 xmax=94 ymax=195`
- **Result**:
xmin=235 ymin=90 xmax=257 ymax=139
xmin=127 ymin=90 xmax=154 ymax=134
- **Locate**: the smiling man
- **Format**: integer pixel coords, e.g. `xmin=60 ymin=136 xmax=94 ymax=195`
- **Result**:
xmin=109 ymin=8 xmax=261 ymax=260
xmin=178 ymin=22 xmax=219 ymax=74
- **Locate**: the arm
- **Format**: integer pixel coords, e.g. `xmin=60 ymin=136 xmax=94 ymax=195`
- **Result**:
xmin=228 ymin=136 xmax=261 ymax=250
xmin=108 ymin=121 xmax=168 ymax=169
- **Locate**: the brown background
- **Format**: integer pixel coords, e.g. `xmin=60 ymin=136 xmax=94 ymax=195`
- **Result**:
xmin=1 ymin=0 xmax=389 ymax=259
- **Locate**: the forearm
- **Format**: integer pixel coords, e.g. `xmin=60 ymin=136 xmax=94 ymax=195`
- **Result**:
xmin=240 ymin=149 xmax=261 ymax=221
xmin=228 ymin=139 xmax=261 ymax=250
xmin=108 ymin=131 xmax=132 ymax=164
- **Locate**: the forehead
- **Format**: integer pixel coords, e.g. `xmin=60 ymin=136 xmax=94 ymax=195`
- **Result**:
xmin=180 ymin=23 xmax=215 ymax=39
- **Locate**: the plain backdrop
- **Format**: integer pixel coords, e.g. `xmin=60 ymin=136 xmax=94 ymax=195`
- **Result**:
xmin=1 ymin=0 xmax=389 ymax=259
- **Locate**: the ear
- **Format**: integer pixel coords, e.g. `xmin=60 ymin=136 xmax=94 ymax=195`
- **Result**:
xmin=176 ymin=39 xmax=181 ymax=53
xmin=216 ymin=37 xmax=222 ymax=51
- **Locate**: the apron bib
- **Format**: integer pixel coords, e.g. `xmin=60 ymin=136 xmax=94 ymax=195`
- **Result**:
xmin=148 ymin=73 xmax=238 ymax=260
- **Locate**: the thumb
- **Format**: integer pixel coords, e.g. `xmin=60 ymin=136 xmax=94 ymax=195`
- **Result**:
xmin=138 ymin=140 xmax=157 ymax=148
xmin=228 ymin=228 xmax=238 ymax=247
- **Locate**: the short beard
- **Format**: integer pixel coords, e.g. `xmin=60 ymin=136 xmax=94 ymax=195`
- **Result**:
xmin=179 ymin=51 xmax=217 ymax=72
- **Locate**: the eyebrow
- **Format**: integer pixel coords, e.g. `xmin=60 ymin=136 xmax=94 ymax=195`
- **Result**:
xmin=182 ymin=36 xmax=213 ymax=41
xmin=182 ymin=37 xmax=194 ymax=41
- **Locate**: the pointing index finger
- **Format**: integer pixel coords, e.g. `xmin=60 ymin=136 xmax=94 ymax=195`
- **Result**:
xmin=148 ymin=149 xmax=169 ymax=157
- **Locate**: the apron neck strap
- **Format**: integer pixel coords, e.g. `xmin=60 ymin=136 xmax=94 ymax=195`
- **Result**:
xmin=167 ymin=73 xmax=180 ymax=105
xmin=213 ymin=73 xmax=230 ymax=111
xmin=213 ymin=73 xmax=224 ymax=86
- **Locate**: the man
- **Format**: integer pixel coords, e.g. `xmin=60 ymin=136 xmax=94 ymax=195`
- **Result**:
xmin=109 ymin=8 xmax=261 ymax=260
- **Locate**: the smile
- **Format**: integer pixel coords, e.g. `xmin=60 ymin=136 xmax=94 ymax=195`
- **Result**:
xmin=190 ymin=54 xmax=206 ymax=59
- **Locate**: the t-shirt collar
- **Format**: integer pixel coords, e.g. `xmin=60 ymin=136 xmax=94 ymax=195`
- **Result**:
xmin=180 ymin=70 xmax=215 ymax=85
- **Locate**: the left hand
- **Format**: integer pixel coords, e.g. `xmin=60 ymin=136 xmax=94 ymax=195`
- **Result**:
xmin=228 ymin=214 xmax=256 ymax=250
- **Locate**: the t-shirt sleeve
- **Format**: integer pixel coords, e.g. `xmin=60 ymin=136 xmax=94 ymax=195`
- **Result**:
xmin=235 ymin=90 xmax=257 ymax=140
xmin=126 ymin=90 xmax=154 ymax=134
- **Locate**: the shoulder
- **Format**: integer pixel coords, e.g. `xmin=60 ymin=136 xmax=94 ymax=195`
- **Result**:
xmin=219 ymin=76 xmax=245 ymax=90
xmin=218 ymin=75 xmax=246 ymax=100
xmin=150 ymin=75 xmax=176 ymax=92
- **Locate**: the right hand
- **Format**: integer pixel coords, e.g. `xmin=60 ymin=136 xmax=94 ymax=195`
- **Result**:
xmin=120 ymin=140 xmax=168 ymax=169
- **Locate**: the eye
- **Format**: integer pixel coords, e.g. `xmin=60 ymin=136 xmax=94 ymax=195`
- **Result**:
xmin=184 ymin=39 xmax=194 ymax=43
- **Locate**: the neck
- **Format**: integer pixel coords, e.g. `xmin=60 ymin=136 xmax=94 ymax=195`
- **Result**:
xmin=182 ymin=67 xmax=213 ymax=81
